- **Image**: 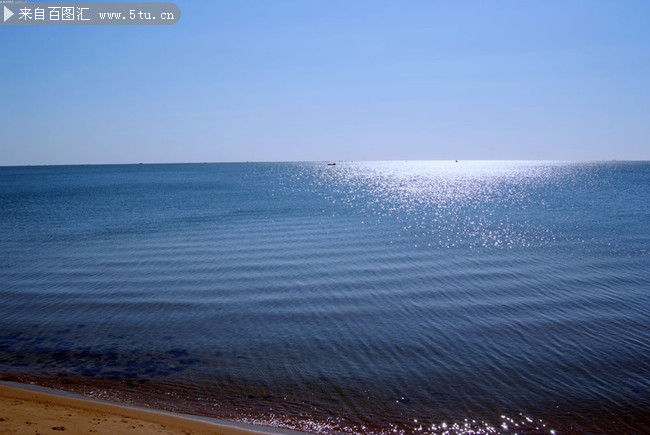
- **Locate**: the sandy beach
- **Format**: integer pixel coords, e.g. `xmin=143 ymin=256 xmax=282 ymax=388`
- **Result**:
xmin=0 ymin=382 xmax=291 ymax=434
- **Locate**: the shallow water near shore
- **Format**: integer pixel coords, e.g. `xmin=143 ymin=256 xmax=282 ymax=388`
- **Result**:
xmin=1 ymin=161 xmax=648 ymax=433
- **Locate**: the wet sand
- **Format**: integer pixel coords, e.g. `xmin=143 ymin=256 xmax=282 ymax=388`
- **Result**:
xmin=0 ymin=382 xmax=294 ymax=434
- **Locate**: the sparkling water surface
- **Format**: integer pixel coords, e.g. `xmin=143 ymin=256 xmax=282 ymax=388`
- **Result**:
xmin=0 ymin=161 xmax=648 ymax=433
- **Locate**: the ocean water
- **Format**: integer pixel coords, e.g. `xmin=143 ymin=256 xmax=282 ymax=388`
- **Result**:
xmin=0 ymin=161 xmax=648 ymax=433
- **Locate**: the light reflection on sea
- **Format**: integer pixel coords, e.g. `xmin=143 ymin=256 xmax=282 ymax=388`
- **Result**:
xmin=0 ymin=161 xmax=648 ymax=433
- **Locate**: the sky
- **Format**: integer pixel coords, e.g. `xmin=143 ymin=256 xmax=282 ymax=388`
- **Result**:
xmin=1 ymin=0 xmax=649 ymax=165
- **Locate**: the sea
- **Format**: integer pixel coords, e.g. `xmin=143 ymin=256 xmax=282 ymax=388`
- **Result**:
xmin=0 ymin=161 xmax=648 ymax=434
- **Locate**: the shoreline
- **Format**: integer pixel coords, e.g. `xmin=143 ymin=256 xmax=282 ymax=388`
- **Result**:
xmin=0 ymin=381 xmax=301 ymax=434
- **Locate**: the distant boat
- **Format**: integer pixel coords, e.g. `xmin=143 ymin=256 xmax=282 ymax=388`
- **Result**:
xmin=327 ymin=163 xmax=336 ymax=166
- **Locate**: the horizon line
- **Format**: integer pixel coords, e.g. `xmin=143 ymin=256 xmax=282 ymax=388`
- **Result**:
xmin=1 ymin=158 xmax=647 ymax=168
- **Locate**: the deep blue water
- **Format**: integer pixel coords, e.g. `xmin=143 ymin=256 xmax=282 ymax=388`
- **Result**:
xmin=0 ymin=161 xmax=648 ymax=433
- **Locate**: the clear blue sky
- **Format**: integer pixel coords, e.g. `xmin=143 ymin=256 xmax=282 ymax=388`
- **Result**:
xmin=1 ymin=0 xmax=649 ymax=165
